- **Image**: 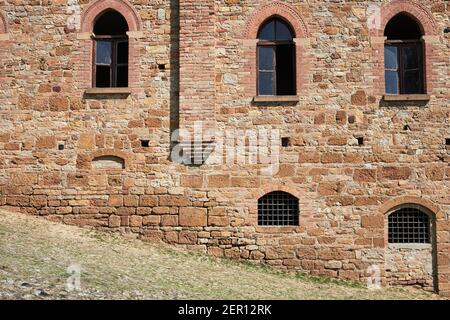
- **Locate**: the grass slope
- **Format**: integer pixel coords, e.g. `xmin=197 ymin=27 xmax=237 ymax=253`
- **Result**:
xmin=0 ymin=209 xmax=441 ymax=300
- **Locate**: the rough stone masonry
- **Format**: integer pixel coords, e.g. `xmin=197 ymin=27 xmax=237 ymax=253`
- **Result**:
xmin=0 ymin=0 xmax=449 ymax=295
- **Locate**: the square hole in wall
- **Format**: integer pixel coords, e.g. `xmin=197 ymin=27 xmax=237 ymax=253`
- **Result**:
xmin=357 ymin=137 xmax=364 ymax=146
xmin=58 ymin=143 xmax=65 ymax=150
xmin=281 ymin=137 xmax=290 ymax=147
xmin=158 ymin=64 xmax=166 ymax=70
xmin=445 ymin=138 xmax=450 ymax=147
xmin=141 ymin=140 xmax=150 ymax=148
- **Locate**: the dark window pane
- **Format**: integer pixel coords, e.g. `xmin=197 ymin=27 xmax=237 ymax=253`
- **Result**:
xmin=385 ymin=70 xmax=399 ymax=94
xmin=96 ymin=41 xmax=112 ymax=65
xmin=117 ymin=41 xmax=129 ymax=65
xmin=96 ymin=65 xmax=111 ymax=87
xmin=94 ymin=10 xmax=128 ymax=36
xmin=258 ymin=46 xmax=274 ymax=71
xmin=116 ymin=65 xmax=128 ymax=87
xmin=403 ymin=70 xmax=421 ymax=94
xmin=259 ymin=71 xmax=274 ymax=95
xmin=384 ymin=13 xmax=422 ymax=40
xmin=403 ymin=45 xmax=420 ymax=69
xmin=384 ymin=45 xmax=398 ymax=70
xmin=276 ymin=44 xmax=295 ymax=95
xmin=275 ymin=20 xmax=293 ymax=41
xmin=258 ymin=20 xmax=275 ymax=40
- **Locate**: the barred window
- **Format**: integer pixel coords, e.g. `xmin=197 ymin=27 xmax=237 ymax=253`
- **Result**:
xmin=388 ymin=207 xmax=430 ymax=244
xmin=258 ymin=191 xmax=299 ymax=226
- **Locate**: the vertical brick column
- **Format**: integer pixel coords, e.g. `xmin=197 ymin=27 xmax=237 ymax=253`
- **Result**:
xmin=75 ymin=32 xmax=93 ymax=89
xmin=369 ymin=36 xmax=387 ymax=96
xmin=179 ymin=0 xmax=216 ymax=137
xmin=422 ymin=35 xmax=440 ymax=94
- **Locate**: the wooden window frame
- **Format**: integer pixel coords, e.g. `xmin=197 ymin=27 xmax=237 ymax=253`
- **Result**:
xmin=384 ymin=39 xmax=424 ymax=95
xmin=92 ymin=35 xmax=129 ymax=88
xmin=257 ymin=40 xmax=296 ymax=96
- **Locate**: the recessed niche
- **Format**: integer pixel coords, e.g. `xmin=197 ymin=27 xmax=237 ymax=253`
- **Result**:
xmin=445 ymin=138 xmax=450 ymax=146
xmin=141 ymin=140 xmax=150 ymax=148
xmin=158 ymin=64 xmax=166 ymax=70
xmin=58 ymin=143 xmax=65 ymax=150
xmin=348 ymin=115 xmax=356 ymax=124
xmin=357 ymin=137 xmax=364 ymax=146
xmin=92 ymin=155 xmax=125 ymax=169
xmin=281 ymin=137 xmax=290 ymax=147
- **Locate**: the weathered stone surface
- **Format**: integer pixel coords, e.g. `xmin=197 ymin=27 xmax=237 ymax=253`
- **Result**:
xmin=179 ymin=207 xmax=207 ymax=227
xmin=0 ymin=0 xmax=448 ymax=296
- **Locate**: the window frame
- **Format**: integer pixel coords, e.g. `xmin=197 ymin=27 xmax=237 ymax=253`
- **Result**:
xmin=92 ymin=34 xmax=129 ymax=88
xmin=384 ymin=39 xmax=424 ymax=95
xmin=256 ymin=19 xmax=296 ymax=97
xmin=387 ymin=207 xmax=431 ymax=244
xmin=257 ymin=191 xmax=299 ymax=226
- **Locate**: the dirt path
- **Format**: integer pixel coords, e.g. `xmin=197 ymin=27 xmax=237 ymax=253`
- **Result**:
xmin=0 ymin=209 xmax=442 ymax=300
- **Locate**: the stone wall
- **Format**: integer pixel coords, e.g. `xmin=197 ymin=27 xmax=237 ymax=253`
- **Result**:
xmin=0 ymin=0 xmax=449 ymax=295
xmin=385 ymin=244 xmax=435 ymax=291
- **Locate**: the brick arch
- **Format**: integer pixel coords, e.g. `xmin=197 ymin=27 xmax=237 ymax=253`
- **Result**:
xmin=253 ymin=183 xmax=302 ymax=201
xmin=77 ymin=149 xmax=131 ymax=170
xmin=248 ymin=183 xmax=300 ymax=215
xmin=373 ymin=0 xmax=438 ymax=36
xmin=245 ymin=1 xmax=308 ymax=39
xmin=380 ymin=196 xmax=443 ymax=220
xmin=0 ymin=10 xmax=7 ymax=33
xmin=90 ymin=149 xmax=130 ymax=168
xmin=80 ymin=0 xmax=142 ymax=32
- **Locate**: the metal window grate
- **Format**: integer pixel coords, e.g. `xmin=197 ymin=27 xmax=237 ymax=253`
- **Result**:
xmin=388 ymin=207 xmax=430 ymax=244
xmin=258 ymin=191 xmax=299 ymax=226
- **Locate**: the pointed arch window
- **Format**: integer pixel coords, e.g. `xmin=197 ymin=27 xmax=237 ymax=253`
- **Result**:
xmin=384 ymin=14 xmax=424 ymax=95
xmin=257 ymin=18 xmax=296 ymax=96
xmin=93 ymin=10 xmax=129 ymax=88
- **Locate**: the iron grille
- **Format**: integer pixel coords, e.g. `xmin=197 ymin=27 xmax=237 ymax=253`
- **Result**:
xmin=388 ymin=207 xmax=430 ymax=244
xmin=258 ymin=191 xmax=299 ymax=226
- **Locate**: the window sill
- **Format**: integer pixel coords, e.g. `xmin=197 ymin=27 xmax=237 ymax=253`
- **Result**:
xmin=383 ymin=94 xmax=430 ymax=102
xmin=253 ymin=95 xmax=299 ymax=103
xmin=84 ymin=88 xmax=132 ymax=95
xmin=254 ymin=226 xmax=302 ymax=233
xmin=388 ymin=243 xmax=431 ymax=249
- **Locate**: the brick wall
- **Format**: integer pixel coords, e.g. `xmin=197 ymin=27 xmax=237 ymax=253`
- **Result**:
xmin=0 ymin=0 xmax=449 ymax=296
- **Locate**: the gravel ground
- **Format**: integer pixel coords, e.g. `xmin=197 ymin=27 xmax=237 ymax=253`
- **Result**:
xmin=0 ymin=209 xmax=443 ymax=300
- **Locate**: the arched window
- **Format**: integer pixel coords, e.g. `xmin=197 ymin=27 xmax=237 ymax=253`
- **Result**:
xmin=384 ymin=14 xmax=424 ymax=95
xmin=93 ymin=10 xmax=129 ymax=88
xmin=258 ymin=191 xmax=299 ymax=226
xmin=257 ymin=18 xmax=296 ymax=96
xmin=388 ymin=207 xmax=430 ymax=244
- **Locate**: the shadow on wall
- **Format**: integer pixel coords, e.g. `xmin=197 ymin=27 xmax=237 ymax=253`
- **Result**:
xmin=169 ymin=0 xmax=180 ymax=156
xmin=379 ymin=100 xmax=429 ymax=108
